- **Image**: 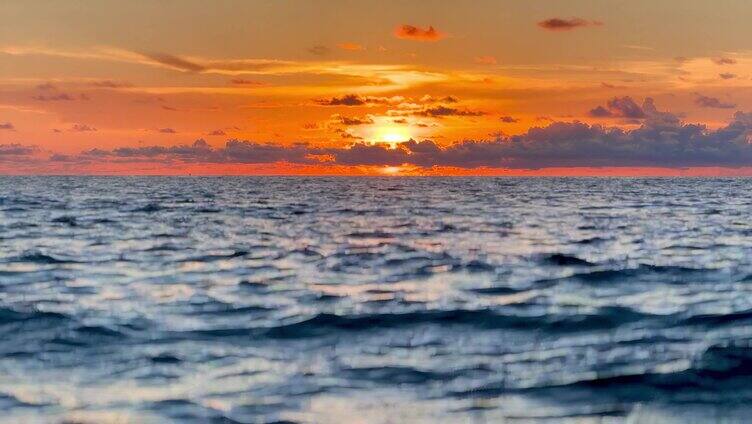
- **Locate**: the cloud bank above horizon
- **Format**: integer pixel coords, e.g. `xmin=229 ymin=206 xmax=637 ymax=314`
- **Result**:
xmin=7 ymin=98 xmax=752 ymax=173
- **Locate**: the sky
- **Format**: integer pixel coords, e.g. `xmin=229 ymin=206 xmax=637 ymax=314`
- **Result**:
xmin=4 ymin=0 xmax=752 ymax=175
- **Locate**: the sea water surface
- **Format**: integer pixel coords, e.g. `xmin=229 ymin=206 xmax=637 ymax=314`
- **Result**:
xmin=2 ymin=177 xmax=752 ymax=423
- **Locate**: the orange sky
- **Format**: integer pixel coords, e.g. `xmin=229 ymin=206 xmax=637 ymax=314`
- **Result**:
xmin=3 ymin=0 xmax=752 ymax=175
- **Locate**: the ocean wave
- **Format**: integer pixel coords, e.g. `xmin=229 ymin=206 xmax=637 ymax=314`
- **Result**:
xmin=263 ymin=306 xmax=651 ymax=339
xmin=5 ymin=177 xmax=752 ymax=422
xmin=0 ymin=307 xmax=69 ymax=325
xmin=10 ymin=251 xmax=77 ymax=264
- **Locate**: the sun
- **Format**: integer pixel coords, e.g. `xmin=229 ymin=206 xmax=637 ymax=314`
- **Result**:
xmin=373 ymin=125 xmax=411 ymax=144
xmin=381 ymin=132 xmax=408 ymax=143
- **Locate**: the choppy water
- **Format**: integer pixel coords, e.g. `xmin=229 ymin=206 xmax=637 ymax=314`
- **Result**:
xmin=3 ymin=177 xmax=752 ymax=423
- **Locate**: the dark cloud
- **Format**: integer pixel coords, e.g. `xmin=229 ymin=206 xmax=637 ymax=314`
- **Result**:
xmin=0 ymin=143 xmax=36 ymax=156
xmin=141 ymin=52 xmax=206 ymax=72
xmin=394 ymin=25 xmax=445 ymax=42
xmin=331 ymin=114 xmax=374 ymax=126
xmin=499 ymin=116 xmax=518 ymax=123
xmin=70 ymin=123 xmax=97 ymax=132
xmin=0 ymin=122 xmax=15 ymax=130
xmin=713 ymin=57 xmax=737 ymax=65
xmin=719 ymin=73 xmax=736 ymax=80
xmin=339 ymin=132 xmax=363 ymax=140
xmin=208 ymin=129 xmax=226 ymax=136
xmin=537 ymin=18 xmax=602 ymax=31
xmin=420 ymin=95 xmax=459 ymax=103
xmin=308 ymin=45 xmax=331 ymax=56
xmin=33 ymin=93 xmax=75 ymax=101
xmin=316 ymin=94 xmax=368 ymax=106
xmin=161 ymin=105 xmax=178 ymax=111
xmin=49 ymin=154 xmax=74 ymax=162
xmin=589 ymin=96 xmax=647 ymax=119
xmin=412 ymin=105 xmax=485 ymax=118
xmin=607 ymin=97 xmax=646 ymax=118
xmin=36 ymin=82 xmax=57 ymax=91
xmin=315 ymin=94 xmax=401 ymax=106
xmin=91 ymin=80 xmax=131 ymax=88
xmin=158 ymin=128 xmax=177 ymax=133
xmin=316 ymin=94 xmax=458 ymax=108
xmin=230 ymin=78 xmax=265 ymax=86
xmin=600 ymin=82 xmax=627 ymax=89
xmin=589 ymin=106 xmax=612 ymax=117
xmin=695 ymin=93 xmax=736 ymax=109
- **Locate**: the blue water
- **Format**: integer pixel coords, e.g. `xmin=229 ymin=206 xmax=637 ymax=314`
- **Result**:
xmin=3 ymin=177 xmax=752 ymax=423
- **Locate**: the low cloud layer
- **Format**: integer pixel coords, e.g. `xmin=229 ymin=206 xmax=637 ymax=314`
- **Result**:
xmin=12 ymin=99 xmax=752 ymax=170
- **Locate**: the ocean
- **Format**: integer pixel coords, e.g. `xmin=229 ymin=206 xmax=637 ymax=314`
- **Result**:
xmin=2 ymin=176 xmax=752 ymax=423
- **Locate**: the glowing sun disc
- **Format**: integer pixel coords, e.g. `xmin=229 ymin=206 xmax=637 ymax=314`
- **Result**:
xmin=381 ymin=133 xmax=408 ymax=143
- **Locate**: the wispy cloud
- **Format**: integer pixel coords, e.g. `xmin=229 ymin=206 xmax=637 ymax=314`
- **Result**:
xmin=1 ymin=45 xmax=448 ymax=92
xmin=141 ymin=52 xmax=206 ymax=72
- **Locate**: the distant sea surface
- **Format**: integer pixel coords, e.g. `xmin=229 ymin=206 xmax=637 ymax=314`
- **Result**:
xmin=4 ymin=176 xmax=752 ymax=423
